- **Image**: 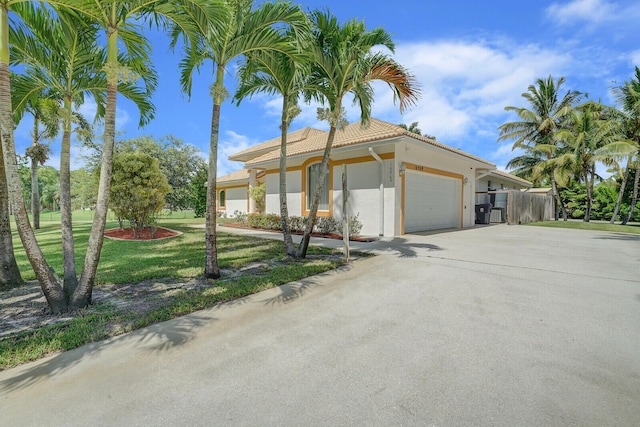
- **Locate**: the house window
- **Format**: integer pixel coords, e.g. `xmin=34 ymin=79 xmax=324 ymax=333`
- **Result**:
xmin=219 ymin=190 xmax=226 ymax=209
xmin=307 ymin=163 xmax=329 ymax=211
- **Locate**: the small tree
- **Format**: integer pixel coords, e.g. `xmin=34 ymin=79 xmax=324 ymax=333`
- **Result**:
xmin=249 ymin=183 xmax=266 ymax=213
xmin=110 ymin=152 xmax=170 ymax=238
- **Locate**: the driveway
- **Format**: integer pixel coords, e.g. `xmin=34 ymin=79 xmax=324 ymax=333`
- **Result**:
xmin=1 ymin=225 xmax=639 ymax=426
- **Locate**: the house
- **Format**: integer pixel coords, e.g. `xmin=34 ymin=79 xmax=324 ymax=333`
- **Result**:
xmin=217 ymin=118 xmax=533 ymax=236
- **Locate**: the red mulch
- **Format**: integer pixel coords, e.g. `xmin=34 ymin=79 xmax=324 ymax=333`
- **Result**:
xmin=104 ymin=227 xmax=179 ymax=241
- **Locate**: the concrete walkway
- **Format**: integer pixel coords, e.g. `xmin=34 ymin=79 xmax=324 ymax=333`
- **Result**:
xmin=1 ymin=225 xmax=639 ymax=426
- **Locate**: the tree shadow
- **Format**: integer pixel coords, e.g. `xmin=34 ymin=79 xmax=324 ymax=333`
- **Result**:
xmin=368 ymin=237 xmax=444 ymax=259
xmin=593 ymin=233 xmax=640 ymax=242
xmin=0 ymin=312 xmax=214 ymax=394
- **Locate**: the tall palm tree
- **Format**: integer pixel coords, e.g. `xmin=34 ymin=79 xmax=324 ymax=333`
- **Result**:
xmin=14 ymin=94 xmax=58 ymax=230
xmin=613 ymin=67 xmax=640 ymax=225
xmin=11 ymin=5 xmax=156 ymax=296
xmin=553 ymin=102 xmax=622 ymax=221
xmin=234 ymin=34 xmax=311 ymax=256
xmin=172 ymin=0 xmax=308 ymax=277
xmin=296 ymin=10 xmax=419 ymax=258
xmin=498 ymin=76 xmax=583 ymax=220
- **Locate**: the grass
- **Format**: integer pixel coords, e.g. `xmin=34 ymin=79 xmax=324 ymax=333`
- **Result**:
xmin=1 ymin=210 xmax=351 ymax=370
xmin=526 ymin=220 xmax=640 ymax=234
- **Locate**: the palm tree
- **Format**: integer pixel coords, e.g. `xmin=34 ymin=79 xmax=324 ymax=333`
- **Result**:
xmin=612 ymin=67 xmax=640 ymax=225
xmin=296 ymin=10 xmax=419 ymax=258
xmin=13 ymin=93 xmax=58 ymax=230
xmin=399 ymin=121 xmax=421 ymax=135
xmin=552 ymin=102 xmax=619 ymax=221
xmin=234 ymin=34 xmax=311 ymax=256
xmin=172 ymin=0 xmax=308 ymax=277
xmin=498 ymin=76 xmax=583 ymax=220
xmin=11 ymin=5 xmax=157 ymax=296
xmin=0 ymin=134 xmax=22 ymax=289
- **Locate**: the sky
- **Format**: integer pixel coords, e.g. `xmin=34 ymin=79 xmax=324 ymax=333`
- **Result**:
xmin=13 ymin=0 xmax=640 ymax=177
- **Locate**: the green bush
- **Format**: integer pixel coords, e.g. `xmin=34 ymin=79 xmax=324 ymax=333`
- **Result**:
xmin=242 ymin=213 xmax=363 ymax=237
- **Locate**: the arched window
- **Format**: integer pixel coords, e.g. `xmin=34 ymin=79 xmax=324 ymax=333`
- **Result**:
xmin=219 ymin=190 xmax=226 ymax=209
xmin=307 ymin=163 xmax=329 ymax=211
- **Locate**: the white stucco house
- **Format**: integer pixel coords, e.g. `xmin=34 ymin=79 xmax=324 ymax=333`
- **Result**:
xmin=217 ymin=118 xmax=532 ymax=236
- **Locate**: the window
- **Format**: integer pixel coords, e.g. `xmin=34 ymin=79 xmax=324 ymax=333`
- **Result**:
xmin=219 ymin=190 xmax=226 ymax=209
xmin=307 ymin=163 xmax=329 ymax=211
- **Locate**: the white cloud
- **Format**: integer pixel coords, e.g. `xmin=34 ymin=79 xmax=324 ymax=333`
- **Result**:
xmin=217 ymin=130 xmax=257 ymax=177
xmin=630 ymin=50 xmax=640 ymax=67
xmin=545 ymin=0 xmax=617 ymax=25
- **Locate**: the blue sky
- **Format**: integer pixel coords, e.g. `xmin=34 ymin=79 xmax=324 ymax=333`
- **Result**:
xmin=13 ymin=0 xmax=640 ymax=177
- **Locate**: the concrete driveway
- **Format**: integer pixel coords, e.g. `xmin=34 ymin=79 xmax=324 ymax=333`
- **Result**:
xmin=1 ymin=225 xmax=639 ymax=426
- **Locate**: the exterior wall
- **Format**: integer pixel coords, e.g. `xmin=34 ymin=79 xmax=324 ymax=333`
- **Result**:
xmin=218 ymin=185 xmax=248 ymax=216
xmin=331 ymin=158 xmax=395 ymax=237
xmin=265 ymin=170 xmax=302 ymax=217
xmin=476 ymin=176 xmax=529 ymax=205
xmin=395 ymin=140 xmax=479 ymax=233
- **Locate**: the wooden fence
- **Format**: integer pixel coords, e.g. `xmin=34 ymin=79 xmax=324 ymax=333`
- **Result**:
xmin=507 ymin=191 xmax=554 ymax=225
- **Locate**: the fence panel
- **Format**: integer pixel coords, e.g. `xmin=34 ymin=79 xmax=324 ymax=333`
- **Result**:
xmin=507 ymin=191 xmax=554 ymax=225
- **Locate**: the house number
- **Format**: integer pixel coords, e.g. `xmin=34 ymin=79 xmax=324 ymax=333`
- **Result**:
xmin=415 ymin=165 xmax=424 ymax=171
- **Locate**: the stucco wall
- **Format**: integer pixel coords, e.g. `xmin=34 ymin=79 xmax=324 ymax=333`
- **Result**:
xmin=265 ymin=170 xmax=302 ymax=217
xmin=219 ymin=186 xmax=248 ymax=216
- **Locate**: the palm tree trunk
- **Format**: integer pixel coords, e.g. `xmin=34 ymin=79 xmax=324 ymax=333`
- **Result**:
xmin=74 ymin=81 xmax=116 ymax=308
xmin=622 ymin=162 xmax=640 ymax=225
xmin=204 ymin=67 xmax=224 ymax=279
xmin=60 ymin=97 xmax=78 ymax=294
xmin=0 ymin=54 xmax=65 ymax=311
xmin=296 ymin=125 xmax=337 ymax=259
xmin=583 ymin=168 xmax=592 ymax=222
xmin=74 ymin=24 xmax=120 ymax=308
xmin=550 ymin=177 xmax=567 ymax=220
xmin=279 ymin=96 xmax=294 ymax=256
xmin=610 ymin=157 xmax=630 ymax=223
xmin=0 ymin=137 xmax=23 ymax=289
xmin=31 ymin=156 xmax=39 ymax=229
xmin=31 ymin=117 xmax=40 ymax=230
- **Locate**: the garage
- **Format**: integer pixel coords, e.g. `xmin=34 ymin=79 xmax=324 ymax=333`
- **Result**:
xmin=404 ymin=170 xmax=462 ymax=232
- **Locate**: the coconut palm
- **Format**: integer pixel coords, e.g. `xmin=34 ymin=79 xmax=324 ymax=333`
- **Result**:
xmin=234 ymin=34 xmax=311 ymax=256
xmin=296 ymin=10 xmax=419 ymax=258
xmin=172 ymin=0 xmax=308 ymax=277
xmin=0 ymin=134 xmax=22 ymax=289
xmin=498 ymin=76 xmax=583 ymax=220
xmin=612 ymin=67 xmax=640 ymax=225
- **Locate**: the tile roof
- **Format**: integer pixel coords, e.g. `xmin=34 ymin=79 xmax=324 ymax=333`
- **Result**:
xmin=228 ymin=127 xmax=324 ymax=162
xmin=217 ymin=169 xmax=250 ymax=184
xmin=245 ymin=118 xmax=494 ymax=167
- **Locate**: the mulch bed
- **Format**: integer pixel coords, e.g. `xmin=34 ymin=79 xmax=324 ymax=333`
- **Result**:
xmin=220 ymin=223 xmax=378 ymax=242
xmin=104 ymin=226 xmax=181 ymax=241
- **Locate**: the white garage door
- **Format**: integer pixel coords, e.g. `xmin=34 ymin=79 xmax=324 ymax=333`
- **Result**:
xmin=405 ymin=171 xmax=461 ymax=232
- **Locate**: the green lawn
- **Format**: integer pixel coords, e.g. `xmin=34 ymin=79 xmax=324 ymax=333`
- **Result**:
xmin=527 ymin=220 xmax=640 ymax=234
xmin=2 ymin=211 xmax=348 ymax=369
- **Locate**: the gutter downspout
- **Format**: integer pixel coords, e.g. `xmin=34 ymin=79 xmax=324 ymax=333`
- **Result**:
xmin=369 ymin=147 xmax=384 ymax=236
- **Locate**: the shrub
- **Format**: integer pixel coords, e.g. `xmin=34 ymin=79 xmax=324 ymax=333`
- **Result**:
xmin=289 ymin=216 xmax=305 ymax=232
xmin=315 ymin=216 xmax=339 ymax=234
xmin=233 ymin=210 xmax=248 ymax=225
xmin=349 ymin=213 xmax=363 ymax=236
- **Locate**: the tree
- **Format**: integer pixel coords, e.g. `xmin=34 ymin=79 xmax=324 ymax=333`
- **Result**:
xmin=117 ymin=135 xmax=206 ymax=211
xmin=0 ymin=134 xmax=22 ymax=289
xmin=110 ymin=151 xmax=170 ymax=238
xmin=398 ymin=121 xmax=436 ymax=139
xmin=612 ymin=66 xmax=640 ymax=225
xmin=13 ymin=93 xmax=58 ymax=230
xmin=191 ymin=162 xmax=208 ymax=218
xmin=498 ymin=76 xmax=583 ymax=220
xmin=234 ymin=32 xmax=311 ymax=256
xmin=70 ymin=168 xmax=97 ymax=210
xmin=296 ymin=10 xmax=419 ymax=258
xmin=172 ymin=0 xmax=308 ymax=277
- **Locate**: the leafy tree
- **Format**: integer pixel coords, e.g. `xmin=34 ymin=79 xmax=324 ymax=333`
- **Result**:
xmin=498 ymin=76 xmax=583 ymax=220
xmin=296 ymin=10 xmax=420 ymax=258
xmin=110 ymin=151 xmax=170 ymax=238
xmin=70 ymin=168 xmax=97 ymax=210
xmin=191 ymin=162 xmax=208 ymax=218
xmin=172 ymin=0 xmax=309 ymax=278
xmin=117 ymin=135 xmax=206 ymax=211
xmin=249 ymin=183 xmax=266 ymax=213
